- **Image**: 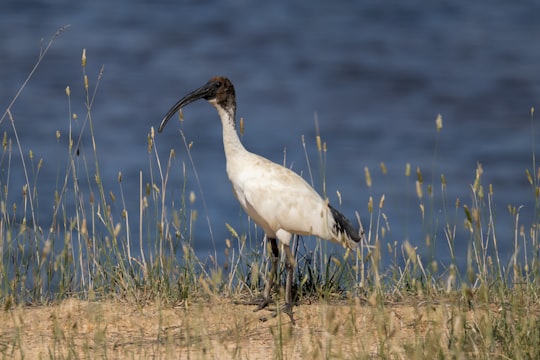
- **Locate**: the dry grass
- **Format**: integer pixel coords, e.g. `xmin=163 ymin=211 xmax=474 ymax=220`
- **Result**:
xmin=2 ymin=296 xmax=537 ymax=359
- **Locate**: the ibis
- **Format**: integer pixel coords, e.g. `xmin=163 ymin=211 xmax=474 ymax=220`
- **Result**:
xmin=158 ymin=76 xmax=364 ymax=324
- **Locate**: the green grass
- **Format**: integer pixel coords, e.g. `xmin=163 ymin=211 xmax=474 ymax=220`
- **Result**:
xmin=0 ymin=28 xmax=539 ymax=359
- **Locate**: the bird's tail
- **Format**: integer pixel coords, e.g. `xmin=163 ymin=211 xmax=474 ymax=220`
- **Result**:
xmin=328 ymin=204 xmax=364 ymax=249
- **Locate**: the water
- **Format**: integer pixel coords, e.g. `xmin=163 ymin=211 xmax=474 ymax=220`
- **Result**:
xmin=1 ymin=1 xmax=540 ymax=270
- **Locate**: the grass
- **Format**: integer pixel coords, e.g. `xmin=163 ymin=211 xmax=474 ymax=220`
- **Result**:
xmin=0 ymin=28 xmax=539 ymax=359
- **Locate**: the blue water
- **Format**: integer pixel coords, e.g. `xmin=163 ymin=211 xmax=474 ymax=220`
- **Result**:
xmin=1 ymin=1 xmax=540 ymax=271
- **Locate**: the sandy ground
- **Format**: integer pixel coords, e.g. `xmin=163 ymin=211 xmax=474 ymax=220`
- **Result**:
xmin=0 ymin=297 xmax=495 ymax=359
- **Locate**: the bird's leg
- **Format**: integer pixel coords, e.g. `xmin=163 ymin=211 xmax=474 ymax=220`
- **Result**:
xmin=282 ymin=244 xmax=296 ymax=325
xmin=255 ymin=239 xmax=296 ymax=325
xmin=266 ymin=237 xmax=280 ymax=300
xmin=254 ymin=237 xmax=279 ymax=312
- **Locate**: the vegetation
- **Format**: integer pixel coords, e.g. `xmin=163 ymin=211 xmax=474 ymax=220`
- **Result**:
xmin=0 ymin=29 xmax=538 ymax=359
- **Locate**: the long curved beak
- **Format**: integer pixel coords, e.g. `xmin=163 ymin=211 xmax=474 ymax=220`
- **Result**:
xmin=158 ymin=83 xmax=214 ymax=133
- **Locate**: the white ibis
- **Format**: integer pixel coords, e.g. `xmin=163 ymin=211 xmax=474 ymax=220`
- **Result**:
xmin=158 ymin=76 xmax=364 ymax=324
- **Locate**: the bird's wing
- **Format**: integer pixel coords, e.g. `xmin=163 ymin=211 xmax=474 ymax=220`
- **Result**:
xmin=228 ymin=153 xmax=333 ymax=239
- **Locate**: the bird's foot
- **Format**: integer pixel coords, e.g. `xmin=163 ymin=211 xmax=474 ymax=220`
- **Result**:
xmin=279 ymin=302 xmax=296 ymax=325
xmin=236 ymin=296 xmax=273 ymax=311
xmin=259 ymin=302 xmax=296 ymax=325
xmin=238 ymin=297 xmax=295 ymax=324
xmin=254 ymin=297 xmax=273 ymax=312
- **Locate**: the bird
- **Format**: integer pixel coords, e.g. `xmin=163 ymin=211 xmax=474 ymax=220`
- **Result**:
xmin=158 ymin=76 xmax=364 ymax=324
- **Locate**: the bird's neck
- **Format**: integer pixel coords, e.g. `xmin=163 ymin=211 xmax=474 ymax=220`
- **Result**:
xmin=214 ymin=104 xmax=246 ymax=158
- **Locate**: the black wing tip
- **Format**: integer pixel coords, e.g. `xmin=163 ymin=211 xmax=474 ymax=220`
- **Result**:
xmin=328 ymin=204 xmax=363 ymax=243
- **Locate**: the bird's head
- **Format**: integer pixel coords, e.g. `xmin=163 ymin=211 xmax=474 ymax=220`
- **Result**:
xmin=158 ymin=76 xmax=236 ymax=132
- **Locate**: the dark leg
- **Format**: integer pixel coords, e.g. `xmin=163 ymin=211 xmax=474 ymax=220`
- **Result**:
xmin=282 ymin=244 xmax=296 ymax=325
xmin=254 ymin=237 xmax=279 ymax=312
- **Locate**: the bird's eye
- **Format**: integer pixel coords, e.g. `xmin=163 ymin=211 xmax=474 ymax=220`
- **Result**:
xmin=215 ymin=81 xmax=222 ymax=88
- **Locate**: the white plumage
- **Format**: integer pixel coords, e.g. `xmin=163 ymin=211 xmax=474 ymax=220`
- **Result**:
xmin=159 ymin=76 xmax=364 ymax=323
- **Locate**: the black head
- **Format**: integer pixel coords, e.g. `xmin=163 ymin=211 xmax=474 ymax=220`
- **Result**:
xmin=158 ymin=76 xmax=236 ymax=132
